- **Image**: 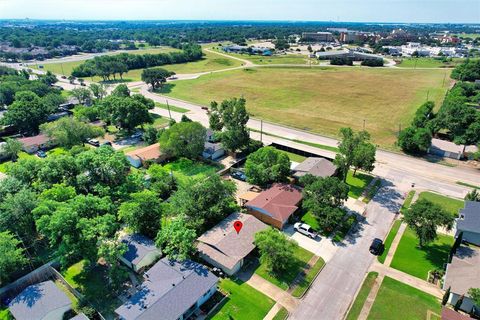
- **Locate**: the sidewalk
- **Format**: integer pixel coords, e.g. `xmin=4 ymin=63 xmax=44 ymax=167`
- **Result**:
xmin=383 ymin=222 xmax=406 ymax=266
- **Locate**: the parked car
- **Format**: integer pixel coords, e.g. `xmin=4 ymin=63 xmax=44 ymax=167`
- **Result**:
xmin=231 ymin=171 xmax=246 ymax=181
xmin=131 ymin=132 xmax=143 ymax=139
xmin=36 ymin=150 xmax=47 ymax=158
xmin=294 ymin=222 xmax=318 ymax=239
xmin=101 ymin=141 xmax=112 ymax=147
xmin=369 ymin=238 xmax=384 ymax=255
xmin=61 ymin=75 xmax=67 ymax=79
xmin=87 ymin=139 xmax=100 ymax=147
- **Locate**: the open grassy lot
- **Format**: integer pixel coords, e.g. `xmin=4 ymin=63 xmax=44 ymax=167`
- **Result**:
xmin=150 ymin=113 xmax=170 ymax=128
xmin=62 ymin=260 xmax=122 ymax=318
xmin=162 ymin=158 xmax=221 ymax=185
xmin=209 ymin=278 xmax=275 ymax=320
xmin=346 ymin=171 xmax=374 ymax=199
xmin=418 ymin=191 xmax=464 ymax=216
xmin=212 ymin=48 xmax=313 ymax=65
xmin=378 ymin=220 xmax=402 ymax=264
xmin=277 ymin=149 xmax=306 ymax=163
xmin=159 ymin=67 xmax=450 ymax=147
xmin=367 ymin=276 xmax=441 ymax=320
xmin=396 ymin=57 xmax=463 ymax=68
xmin=390 ymin=227 xmax=454 ymax=279
xmin=291 ymin=256 xmax=325 ymax=297
xmin=400 ymin=190 xmax=416 ymax=214
xmin=255 ymin=246 xmax=313 ymax=290
xmin=346 ymin=272 xmax=379 ymax=320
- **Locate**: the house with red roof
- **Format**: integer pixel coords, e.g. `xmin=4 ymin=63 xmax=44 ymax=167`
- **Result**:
xmin=245 ymin=183 xmax=302 ymax=229
xmin=16 ymin=134 xmax=56 ymax=154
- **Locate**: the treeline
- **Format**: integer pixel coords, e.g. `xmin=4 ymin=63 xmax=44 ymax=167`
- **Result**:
xmin=71 ymin=44 xmax=203 ymax=80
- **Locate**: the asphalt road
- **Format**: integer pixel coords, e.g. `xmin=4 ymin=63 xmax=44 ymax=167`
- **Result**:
xmin=290 ymin=181 xmax=403 ymax=320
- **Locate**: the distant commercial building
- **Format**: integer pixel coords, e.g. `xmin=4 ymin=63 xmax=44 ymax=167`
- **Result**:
xmin=315 ymin=49 xmax=383 ymax=62
xmin=302 ymin=32 xmax=334 ymax=42
xmin=222 ymin=45 xmax=272 ymax=56
xmin=401 ymin=42 xmax=431 ymax=56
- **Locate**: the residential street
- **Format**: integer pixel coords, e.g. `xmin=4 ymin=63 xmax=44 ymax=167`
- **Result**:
xmin=290 ymin=182 xmax=403 ymax=320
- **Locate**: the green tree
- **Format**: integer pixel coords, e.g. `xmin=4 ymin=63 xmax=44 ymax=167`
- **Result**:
xmin=89 ymin=83 xmax=107 ymax=100
xmin=468 ymin=288 xmax=480 ymax=307
xmin=97 ymin=241 xmax=128 ymax=290
xmin=141 ymin=68 xmax=174 ymax=90
xmin=119 ymin=190 xmax=163 ymax=238
xmin=254 ymin=228 xmax=297 ymax=274
xmin=159 ymin=122 xmax=206 ymax=159
xmin=465 ymin=189 xmax=480 ymax=202
xmin=412 ymin=101 xmax=435 ymax=128
xmin=334 ymin=128 xmax=376 ymax=180
xmin=111 ymin=84 xmax=130 ymax=98
xmin=0 ymin=189 xmax=38 ymax=244
xmin=398 ymin=126 xmax=432 ymax=155
xmin=3 ymin=138 xmax=23 ymax=161
xmin=3 ymin=91 xmax=50 ymax=134
xmin=71 ymin=87 xmax=93 ymax=105
xmin=40 ymin=117 xmax=104 ymax=149
xmin=146 ymin=164 xmax=178 ymax=199
xmin=143 ymin=125 xmax=159 ymax=145
xmin=99 ymin=95 xmax=153 ymax=132
xmin=451 ymin=59 xmax=480 ymax=81
xmin=403 ymin=199 xmax=454 ymax=247
xmin=244 ymin=146 xmax=290 ymax=187
xmin=156 ymin=215 xmax=196 ymax=261
xmin=0 ymin=231 xmax=28 ymax=285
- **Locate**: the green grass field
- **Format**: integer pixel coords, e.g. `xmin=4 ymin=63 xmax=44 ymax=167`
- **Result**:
xmin=367 ymin=276 xmax=441 ymax=320
xmin=155 ymin=102 xmax=189 ymax=113
xmin=162 ymin=158 xmax=221 ymax=186
xmin=0 ymin=151 xmax=36 ymax=173
xmin=159 ymin=67 xmax=450 ymax=147
xmin=378 ymin=220 xmax=402 ymax=264
xmin=291 ymin=256 xmax=325 ymax=297
xmin=396 ymin=57 xmax=463 ymax=68
xmin=346 ymin=272 xmax=379 ymax=320
xmin=150 ymin=113 xmax=170 ymax=128
xmin=212 ymin=48 xmax=313 ymax=65
xmin=301 ymin=211 xmax=321 ymax=232
xmin=418 ymin=191 xmax=464 ymax=216
xmin=278 ymin=149 xmax=307 ymax=163
xmin=400 ymin=190 xmax=416 ymax=214
xmin=255 ymin=246 xmax=313 ymax=290
xmin=209 ymin=278 xmax=275 ymax=320
xmin=390 ymin=227 xmax=454 ymax=279
xmin=346 ymin=171 xmax=374 ymax=199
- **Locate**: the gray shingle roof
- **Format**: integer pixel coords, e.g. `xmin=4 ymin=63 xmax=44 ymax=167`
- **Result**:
xmin=120 ymin=234 xmax=160 ymax=266
xmin=8 ymin=280 xmax=72 ymax=320
xmin=444 ymin=245 xmax=480 ymax=295
xmin=293 ymin=157 xmax=337 ymax=178
xmin=115 ymin=258 xmax=218 ymax=320
xmin=456 ymin=201 xmax=480 ymax=234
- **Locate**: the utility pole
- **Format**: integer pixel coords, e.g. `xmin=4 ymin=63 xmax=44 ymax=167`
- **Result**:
xmin=260 ymin=120 xmax=263 ymax=143
xmin=166 ymin=100 xmax=172 ymax=120
xmin=363 ymin=119 xmax=366 ymax=130
xmin=398 ymin=124 xmax=402 ymax=136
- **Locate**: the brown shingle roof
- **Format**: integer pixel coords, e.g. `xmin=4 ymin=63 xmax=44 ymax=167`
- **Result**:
xmin=196 ymin=212 xmax=268 ymax=269
xmin=441 ymin=307 xmax=472 ymax=320
xmin=16 ymin=134 xmax=50 ymax=147
xmin=245 ymin=183 xmax=302 ymax=223
xmin=126 ymin=143 xmax=162 ymax=161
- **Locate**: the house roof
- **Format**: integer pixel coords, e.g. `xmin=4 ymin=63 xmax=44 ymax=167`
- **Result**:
xmin=70 ymin=313 xmax=90 ymax=320
xmin=115 ymin=258 xmax=218 ymax=320
xmin=441 ymin=307 xmax=472 ymax=320
xmin=204 ymin=141 xmax=223 ymax=153
xmin=239 ymin=191 xmax=261 ymax=202
xmin=8 ymin=280 xmax=72 ymax=320
xmin=293 ymin=157 xmax=336 ymax=178
xmin=126 ymin=143 xmax=162 ymax=162
xmin=456 ymin=201 xmax=480 ymax=234
xmin=245 ymin=183 xmax=302 ymax=223
xmin=16 ymin=134 xmax=50 ymax=147
xmin=120 ymin=233 xmax=161 ymax=267
xmin=430 ymin=138 xmax=465 ymax=154
xmin=444 ymin=245 xmax=480 ymax=296
xmin=196 ymin=212 xmax=268 ymax=270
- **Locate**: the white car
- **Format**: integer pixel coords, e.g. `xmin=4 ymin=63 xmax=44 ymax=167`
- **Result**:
xmin=294 ymin=222 xmax=318 ymax=239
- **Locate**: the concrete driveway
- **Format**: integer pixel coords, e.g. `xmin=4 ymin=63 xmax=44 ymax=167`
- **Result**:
xmin=284 ymin=225 xmax=338 ymax=262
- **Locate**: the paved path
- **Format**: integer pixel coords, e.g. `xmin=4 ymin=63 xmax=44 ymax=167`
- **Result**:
xmin=290 ymin=183 xmax=403 ymax=320
xmin=357 ymin=274 xmax=385 ymax=320
xmin=369 ymin=262 xmax=443 ymax=298
xmin=263 ymin=303 xmax=283 ymax=320
xmin=383 ymin=222 xmax=406 ymax=266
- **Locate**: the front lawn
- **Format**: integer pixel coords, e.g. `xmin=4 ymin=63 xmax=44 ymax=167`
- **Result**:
xmin=300 ymin=211 xmax=322 ymax=233
xmin=291 ymin=256 xmax=325 ymax=297
xmin=255 ymin=246 xmax=313 ymax=290
xmin=400 ymin=190 xmax=416 ymax=214
xmin=163 ymin=158 xmax=222 ymax=185
xmin=346 ymin=272 xmax=378 ymax=320
xmin=418 ymin=192 xmax=464 ymax=216
xmin=62 ymin=260 xmax=122 ymax=318
xmin=390 ymin=227 xmax=454 ymax=280
xmin=278 ymin=150 xmax=306 ymax=163
xmin=150 ymin=113 xmax=170 ymax=129
xmin=155 ymin=102 xmax=189 ymax=113
xmin=378 ymin=220 xmax=402 ymax=264
xmin=272 ymin=307 xmax=288 ymax=320
xmin=333 ymin=214 xmax=357 ymax=243
xmin=367 ymin=276 xmax=441 ymax=320
xmin=346 ymin=171 xmax=374 ymax=199
xmin=208 ymin=278 xmax=275 ymax=320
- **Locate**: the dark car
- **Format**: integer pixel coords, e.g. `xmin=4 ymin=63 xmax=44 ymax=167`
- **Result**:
xmin=369 ymin=238 xmax=384 ymax=255
xmin=36 ymin=150 xmax=47 ymax=158
xmin=231 ymin=171 xmax=246 ymax=181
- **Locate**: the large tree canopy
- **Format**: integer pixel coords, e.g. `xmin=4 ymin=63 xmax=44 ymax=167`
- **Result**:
xmin=41 ymin=117 xmax=104 ymax=149
xmin=244 ymin=146 xmax=291 ymax=187
xmin=141 ymin=68 xmax=175 ymax=90
xmin=254 ymin=228 xmax=298 ymax=274
xmin=159 ymin=121 xmax=207 ymax=159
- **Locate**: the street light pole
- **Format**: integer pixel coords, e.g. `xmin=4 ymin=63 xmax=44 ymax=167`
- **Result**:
xmin=166 ymin=100 xmax=172 ymax=120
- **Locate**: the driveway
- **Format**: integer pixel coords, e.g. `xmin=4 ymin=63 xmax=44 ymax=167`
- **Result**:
xmin=289 ymin=182 xmax=404 ymax=320
xmin=284 ymin=225 xmax=338 ymax=262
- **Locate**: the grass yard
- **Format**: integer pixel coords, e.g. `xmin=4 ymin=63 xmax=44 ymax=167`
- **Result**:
xmin=209 ymin=278 xmax=275 ymax=320
xmin=162 ymin=158 xmax=221 ymax=186
xmin=214 ymin=49 xmax=313 ymax=65
xmin=456 ymin=181 xmax=480 ymax=189
xmin=255 ymin=246 xmax=313 ymax=290
xmin=400 ymin=190 xmax=416 ymax=214
xmin=155 ymin=102 xmax=189 ymax=113
xmin=150 ymin=113 xmax=170 ymax=128
xmin=62 ymin=260 xmax=122 ymax=318
xmin=418 ymin=191 xmax=464 ymax=216
xmin=278 ymin=149 xmax=307 ymax=163
xmin=378 ymin=220 xmax=402 ymax=264
xmin=301 ymin=211 xmax=321 ymax=232
xmin=367 ymin=276 xmax=441 ymax=320
xmin=291 ymin=256 xmax=325 ymax=298
xmin=159 ymin=66 xmax=450 ymax=147
xmin=390 ymin=227 xmax=454 ymax=279
xmin=272 ymin=307 xmax=289 ymax=320
xmin=0 ymin=152 xmax=36 ymax=173
xmin=396 ymin=57 xmax=462 ymax=68
xmin=346 ymin=171 xmax=374 ymax=199
xmin=346 ymin=272 xmax=379 ymax=320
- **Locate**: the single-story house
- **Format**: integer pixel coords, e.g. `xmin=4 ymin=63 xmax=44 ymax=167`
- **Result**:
xmin=203 ymin=141 xmax=225 ymax=160
xmin=119 ymin=233 xmax=162 ymax=273
xmin=245 ymin=183 xmax=303 ymax=229
xmin=443 ymin=245 xmax=480 ymax=314
xmin=428 ymin=138 xmax=478 ymax=160
xmin=115 ymin=258 xmax=218 ymax=320
xmin=238 ymin=190 xmax=261 ymax=207
xmin=16 ymin=134 xmax=56 ymax=154
xmin=196 ymin=212 xmax=268 ymax=275
xmin=8 ymin=280 xmax=73 ymax=320
xmin=441 ymin=307 xmax=472 ymax=320
xmin=47 ymin=111 xmax=71 ymax=122
xmin=125 ymin=143 xmax=167 ymax=168
xmin=293 ymin=157 xmax=337 ymax=179
xmin=455 ymin=201 xmax=480 ymax=246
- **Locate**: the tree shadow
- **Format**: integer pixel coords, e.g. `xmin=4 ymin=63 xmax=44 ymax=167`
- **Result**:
xmin=154 ymin=83 xmax=176 ymax=94
xmin=371 ymin=180 xmax=403 ymax=213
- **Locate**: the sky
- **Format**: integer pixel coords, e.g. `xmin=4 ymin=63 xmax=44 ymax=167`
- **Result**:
xmin=0 ymin=0 xmax=479 ymax=23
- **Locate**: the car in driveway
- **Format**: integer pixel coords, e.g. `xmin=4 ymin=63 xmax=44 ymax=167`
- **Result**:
xmin=294 ymin=222 xmax=318 ymax=239
xmin=87 ymin=139 xmax=100 ymax=147
xmin=369 ymin=238 xmax=384 ymax=255
xmin=231 ymin=171 xmax=246 ymax=181
xmin=36 ymin=150 xmax=47 ymax=158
